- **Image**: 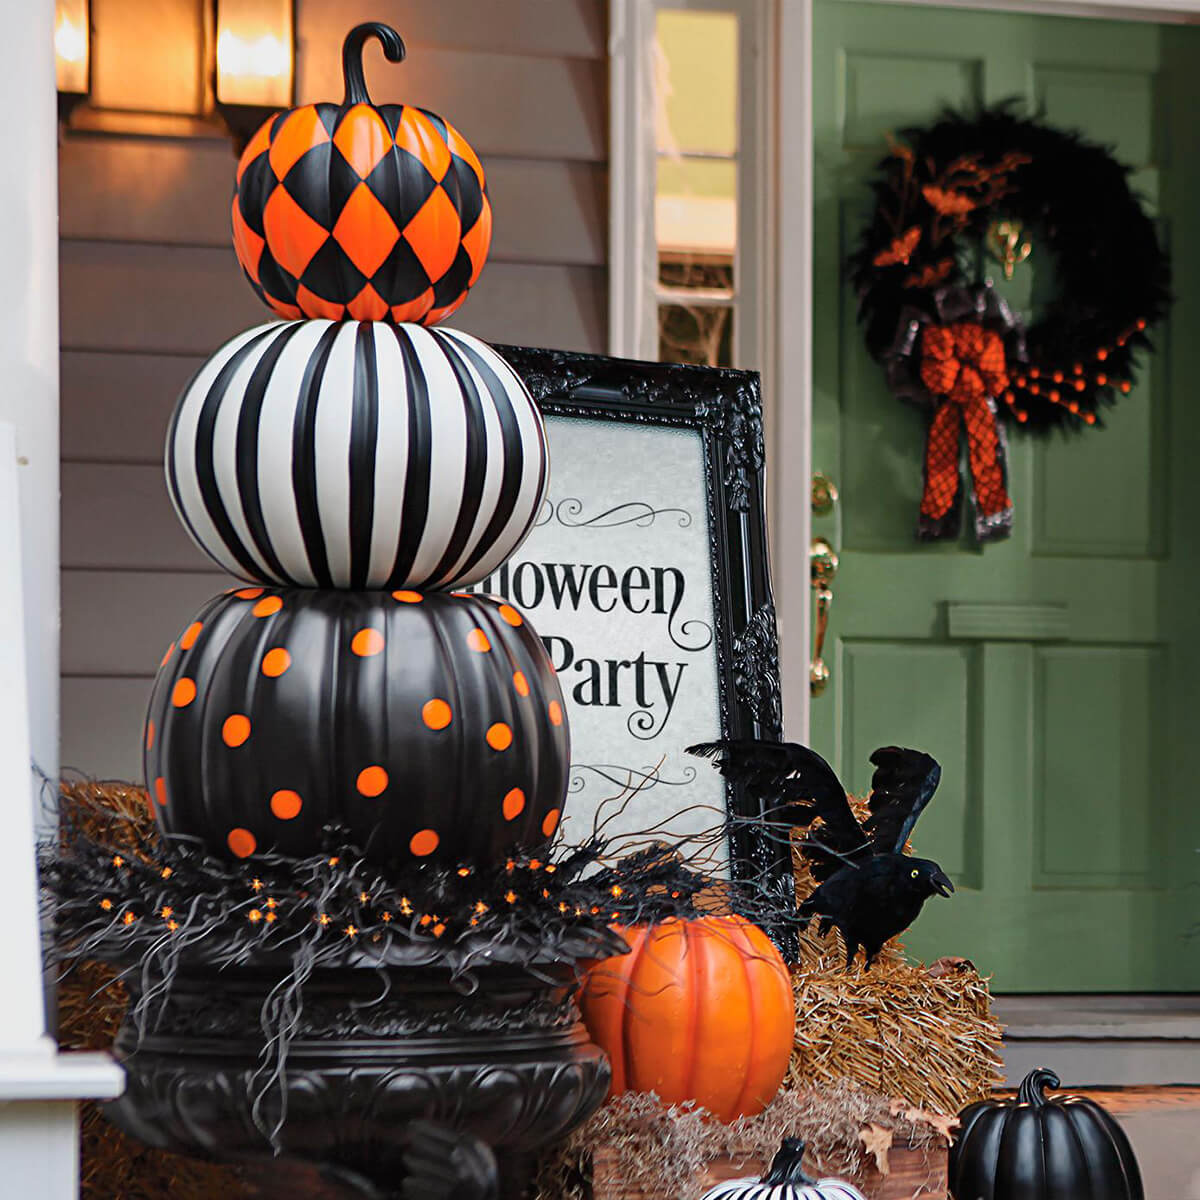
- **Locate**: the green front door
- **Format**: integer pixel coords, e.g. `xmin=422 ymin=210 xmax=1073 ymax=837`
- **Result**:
xmin=810 ymin=0 xmax=1200 ymax=990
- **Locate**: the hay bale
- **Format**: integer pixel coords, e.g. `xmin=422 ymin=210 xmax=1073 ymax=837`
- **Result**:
xmin=787 ymin=806 xmax=1005 ymax=1116
xmin=53 ymin=781 xmax=254 ymax=1200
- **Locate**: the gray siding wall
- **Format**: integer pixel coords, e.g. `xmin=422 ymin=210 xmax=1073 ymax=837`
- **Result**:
xmin=60 ymin=0 xmax=608 ymax=778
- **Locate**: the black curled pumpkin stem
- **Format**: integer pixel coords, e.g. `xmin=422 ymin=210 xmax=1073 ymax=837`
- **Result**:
xmin=763 ymin=1138 xmax=817 ymax=1186
xmin=1018 ymin=1066 xmax=1061 ymax=1106
xmin=342 ymin=22 xmax=406 ymax=106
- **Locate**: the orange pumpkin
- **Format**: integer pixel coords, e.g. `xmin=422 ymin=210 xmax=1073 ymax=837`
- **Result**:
xmin=579 ymin=916 xmax=795 ymax=1121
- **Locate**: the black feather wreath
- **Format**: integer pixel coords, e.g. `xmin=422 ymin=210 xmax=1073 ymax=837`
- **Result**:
xmin=849 ymin=103 xmax=1171 ymax=433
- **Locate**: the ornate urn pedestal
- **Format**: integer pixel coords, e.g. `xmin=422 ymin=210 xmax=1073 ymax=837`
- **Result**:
xmin=104 ymin=947 xmax=610 ymax=1199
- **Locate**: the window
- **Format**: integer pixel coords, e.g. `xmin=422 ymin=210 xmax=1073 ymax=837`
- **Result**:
xmin=655 ymin=8 xmax=738 ymax=366
xmin=610 ymin=0 xmax=769 ymax=372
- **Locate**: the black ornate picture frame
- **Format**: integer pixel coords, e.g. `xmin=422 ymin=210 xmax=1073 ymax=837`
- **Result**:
xmin=496 ymin=345 xmax=786 ymax=894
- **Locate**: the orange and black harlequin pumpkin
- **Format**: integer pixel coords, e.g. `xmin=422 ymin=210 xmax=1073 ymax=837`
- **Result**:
xmin=145 ymin=588 xmax=567 ymax=866
xmin=579 ymin=916 xmax=795 ymax=1122
xmin=231 ymin=22 xmax=492 ymax=326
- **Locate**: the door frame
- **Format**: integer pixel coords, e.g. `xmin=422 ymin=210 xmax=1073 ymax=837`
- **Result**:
xmin=609 ymin=0 xmax=1200 ymax=744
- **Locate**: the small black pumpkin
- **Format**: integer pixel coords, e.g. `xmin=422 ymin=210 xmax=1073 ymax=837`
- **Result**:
xmin=949 ymin=1067 xmax=1144 ymax=1200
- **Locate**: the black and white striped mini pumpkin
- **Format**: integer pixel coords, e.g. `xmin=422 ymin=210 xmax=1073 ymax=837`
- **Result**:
xmin=701 ymin=1141 xmax=866 ymax=1200
xmin=165 ymin=320 xmax=547 ymax=590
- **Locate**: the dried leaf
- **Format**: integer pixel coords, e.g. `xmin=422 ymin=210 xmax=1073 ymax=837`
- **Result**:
xmin=900 ymin=1107 xmax=960 ymax=1142
xmin=928 ymin=956 xmax=975 ymax=978
xmin=859 ymin=1123 xmax=893 ymax=1175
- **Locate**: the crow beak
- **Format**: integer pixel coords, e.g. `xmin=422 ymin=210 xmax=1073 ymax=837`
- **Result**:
xmin=932 ymin=871 xmax=955 ymax=897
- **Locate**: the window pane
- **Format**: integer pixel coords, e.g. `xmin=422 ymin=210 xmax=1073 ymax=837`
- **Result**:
xmin=655 ymin=10 xmax=738 ymax=157
xmin=658 ymin=302 xmax=734 ymax=368
xmin=654 ymin=6 xmax=738 ymax=342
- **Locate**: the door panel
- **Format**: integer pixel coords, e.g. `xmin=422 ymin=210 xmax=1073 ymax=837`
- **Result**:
xmin=811 ymin=1 xmax=1200 ymax=989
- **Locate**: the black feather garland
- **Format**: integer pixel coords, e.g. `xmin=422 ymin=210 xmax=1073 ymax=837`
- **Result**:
xmin=40 ymin=782 xmax=801 ymax=1145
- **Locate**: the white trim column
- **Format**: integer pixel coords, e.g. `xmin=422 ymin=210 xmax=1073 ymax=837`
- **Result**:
xmin=771 ymin=0 xmax=813 ymax=740
xmin=0 ymin=2 xmax=123 ymax=1195
xmin=608 ymin=0 xmax=656 ymax=358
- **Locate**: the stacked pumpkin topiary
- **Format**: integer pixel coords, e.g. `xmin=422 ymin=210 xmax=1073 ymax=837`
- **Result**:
xmin=146 ymin=23 xmax=568 ymax=873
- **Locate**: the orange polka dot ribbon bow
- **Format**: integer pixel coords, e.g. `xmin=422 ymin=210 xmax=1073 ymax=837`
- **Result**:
xmin=917 ymin=321 xmax=1013 ymax=541
xmin=885 ymin=284 xmax=1019 ymax=542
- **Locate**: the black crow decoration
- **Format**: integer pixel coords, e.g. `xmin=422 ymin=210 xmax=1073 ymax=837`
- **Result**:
xmin=687 ymin=740 xmax=954 ymax=967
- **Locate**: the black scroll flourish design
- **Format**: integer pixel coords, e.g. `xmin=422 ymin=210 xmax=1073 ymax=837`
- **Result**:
xmin=553 ymin=499 xmax=693 ymax=530
xmin=533 ymin=497 xmax=554 ymax=527
xmin=668 ymin=617 xmax=714 ymax=653
xmin=567 ymin=763 xmax=697 ymax=793
xmin=733 ymin=602 xmax=783 ymax=736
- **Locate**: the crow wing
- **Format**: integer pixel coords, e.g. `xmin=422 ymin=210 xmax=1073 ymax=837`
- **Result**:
xmin=686 ymin=739 xmax=868 ymax=881
xmin=863 ymin=746 xmax=942 ymax=854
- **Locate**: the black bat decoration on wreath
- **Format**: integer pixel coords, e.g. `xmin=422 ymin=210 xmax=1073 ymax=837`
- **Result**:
xmin=687 ymin=740 xmax=954 ymax=967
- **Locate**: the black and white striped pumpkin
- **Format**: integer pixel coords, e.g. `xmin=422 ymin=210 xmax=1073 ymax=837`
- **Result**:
xmin=145 ymin=586 xmax=569 ymax=865
xmin=701 ymin=1141 xmax=866 ymax=1200
xmin=165 ymin=320 xmax=547 ymax=591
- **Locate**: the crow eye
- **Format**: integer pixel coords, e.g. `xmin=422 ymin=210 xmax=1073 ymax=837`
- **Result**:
xmin=911 ymin=868 xmax=919 ymax=878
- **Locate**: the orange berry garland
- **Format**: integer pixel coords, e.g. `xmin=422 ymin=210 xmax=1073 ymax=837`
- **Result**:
xmin=144 ymin=588 xmax=568 ymax=867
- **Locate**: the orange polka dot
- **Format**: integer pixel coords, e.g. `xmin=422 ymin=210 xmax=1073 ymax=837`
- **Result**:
xmin=503 ymin=788 xmax=526 ymax=821
xmin=392 ymin=590 xmax=422 ymax=603
xmin=235 ymin=587 xmax=264 ymax=600
xmin=486 ymin=723 xmax=512 ymax=751
xmin=356 ymin=765 xmax=389 ymax=797
xmin=351 ymin=628 xmax=385 ymax=656
xmin=180 ymin=621 xmax=203 ymax=649
xmin=410 ymin=829 xmax=439 ymax=857
xmin=262 ymin=648 xmax=291 ymax=677
xmin=172 ymin=678 xmax=197 ymax=708
xmin=542 ymin=808 xmax=561 ymax=837
xmin=153 ymin=776 xmax=167 ymax=807
xmin=513 ymin=671 xmax=530 ymax=697
xmin=498 ymin=604 xmax=523 ymax=627
xmin=227 ymin=827 xmax=257 ymax=858
xmin=145 ymin=720 xmax=155 ymax=751
xmin=160 ymin=642 xmax=176 ymax=667
xmin=548 ymin=701 xmax=564 ymax=726
xmin=422 ymin=699 xmax=452 ymax=730
xmin=222 ymin=714 xmax=251 ymax=747
xmin=270 ymin=789 xmax=303 ymax=820
xmin=252 ymin=596 xmax=283 ymax=617
xmin=467 ymin=628 xmax=491 ymax=653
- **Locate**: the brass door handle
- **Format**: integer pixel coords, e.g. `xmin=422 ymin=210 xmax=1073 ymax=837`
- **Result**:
xmin=811 ymin=472 xmax=839 ymax=516
xmin=810 ymin=537 xmax=838 ymax=696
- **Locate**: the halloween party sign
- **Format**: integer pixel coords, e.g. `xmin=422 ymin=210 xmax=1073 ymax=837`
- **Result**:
xmin=474 ymin=346 xmax=784 ymax=886
xmin=466 ymin=416 xmax=726 ymax=853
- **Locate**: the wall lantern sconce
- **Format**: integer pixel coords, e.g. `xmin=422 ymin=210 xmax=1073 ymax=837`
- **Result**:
xmin=54 ymin=0 xmax=90 ymax=121
xmin=53 ymin=0 xmax=294 ymax=155
xmin=214 ymin=0 xmax=295 ymax=151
